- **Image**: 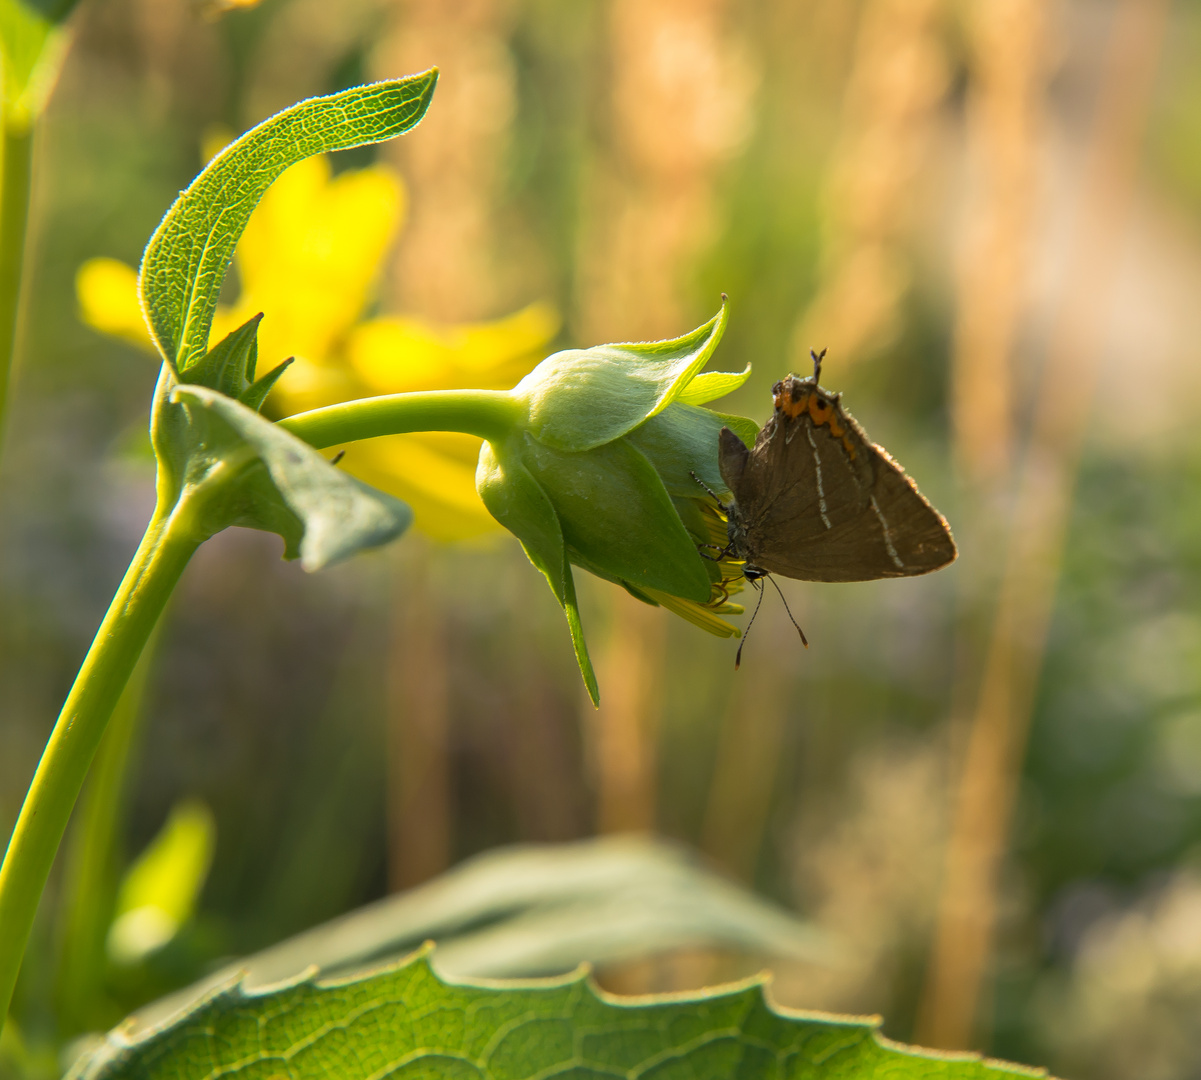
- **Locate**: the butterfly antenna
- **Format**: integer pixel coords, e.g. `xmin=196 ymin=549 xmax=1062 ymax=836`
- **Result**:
xmin=769 ymin=575 xmax=808 ymax=647
xmin=689 ymin=470 xmax=729 ymax=513
xmin=735 ymin=580 xmax=766 ymax=670
xmin=810 ymin=347 xmax=827 ymax=384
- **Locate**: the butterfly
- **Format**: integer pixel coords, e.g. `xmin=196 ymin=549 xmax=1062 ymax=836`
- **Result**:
xmin=694 ymin=350 xmax=957 ymax=664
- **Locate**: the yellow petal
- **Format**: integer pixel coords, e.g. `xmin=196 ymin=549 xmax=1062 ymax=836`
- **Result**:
xmin=236 ymin=158 xmax=406 ymax=369
xmin=76 ymin=258 xmax=156 ymax=353
xmin=200 ymin=124 xmax=235 ymax=165
xmin=448 ymin=301 xmax=560 ymax=376
xmin=643 ymin=587 xmax=742 ymax=638
xmin=267 ymin=354 xmax=367 ymax=416
xmin=348 ymin=302 xmax=559 ymax=394
xmin=198 ymin=0 xmax=264 ymax=16
xmin=346 ymin=318 xmax=466 ymax=393
xmin=337 ymin=432 xmax=500 ymax=542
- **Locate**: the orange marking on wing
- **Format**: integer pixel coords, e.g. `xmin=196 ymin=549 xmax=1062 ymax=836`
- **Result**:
xmin=808 ymin=394 xmax=833 ymax=426
xmin=775 ymin=382 xmax=808 ymax=418
xmin=842 ymin=434 xmax=857 ymax=460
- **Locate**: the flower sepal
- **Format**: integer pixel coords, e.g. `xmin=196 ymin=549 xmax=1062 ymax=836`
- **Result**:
xmin=174 ymin=311 xmax=293 ymax=412
xmin=512 ymin=302 xmax=731 ymax=453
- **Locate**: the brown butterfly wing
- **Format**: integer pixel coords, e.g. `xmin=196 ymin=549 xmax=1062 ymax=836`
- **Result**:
xmin=725 ymin=401 xmax=956 ymax=582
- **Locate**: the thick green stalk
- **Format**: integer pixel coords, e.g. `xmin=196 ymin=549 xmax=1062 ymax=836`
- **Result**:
xmin=0 ymin=118 xmax=33 ymax=451
xmin=53 ymin=629 xmax=161 ymax=1034
xmin=0 ymin=504 xmax=200 ymax=1032
xmin=279 ymin=388 xmax=522 ymax=448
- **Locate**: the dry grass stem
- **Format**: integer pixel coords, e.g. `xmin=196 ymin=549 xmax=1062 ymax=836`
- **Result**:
xmin=918 ymin=0 xmax=1171 ymax=1048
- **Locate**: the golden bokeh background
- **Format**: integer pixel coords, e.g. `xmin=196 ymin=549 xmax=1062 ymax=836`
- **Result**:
xmin=5 ymin=1 xmax=1201 ymax=1076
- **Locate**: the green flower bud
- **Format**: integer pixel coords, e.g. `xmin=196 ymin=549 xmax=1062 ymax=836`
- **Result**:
xmin=476 ymin=302 xmax=757 ymax=705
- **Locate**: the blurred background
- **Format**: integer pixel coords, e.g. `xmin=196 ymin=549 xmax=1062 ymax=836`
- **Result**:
xmin=2 ymin=0 xmax=1201 ymax=1076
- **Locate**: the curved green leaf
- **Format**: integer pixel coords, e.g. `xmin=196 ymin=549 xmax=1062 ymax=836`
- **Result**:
xmin=70 ymin=948 xmax=1050 ymax=1080
xmin=515 ymin=303 xmax=728 ymax=453
xmin=139 ymin=72 xmax=437 ymax=373
xmin=169 ymin=383 xmax=412 ymax=570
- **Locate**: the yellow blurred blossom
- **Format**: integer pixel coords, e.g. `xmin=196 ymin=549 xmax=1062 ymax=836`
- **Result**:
xmin=76 ymin=258 xmax=146 ymax=350
xmin=77 ymin=154 xmax=559 ymax=540
xmin=107 ymin=799 xmax=215 ymax=965
xmin=198 ymin=0 xmax=265 ymax=17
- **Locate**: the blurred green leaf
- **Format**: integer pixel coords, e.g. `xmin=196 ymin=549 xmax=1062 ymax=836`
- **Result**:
xmin=70 ymin=948 xmax=1047 ymax=1080
xmin=139 ymin=72 xmax=437 ymax=374
xmin=166 ymin=381 xmax=412 ymax=570
xmin=0 ymin=0 xmax=79 ymax=127
xmin=128 ymin=836 xmax=828 ymax=1024
xmin=515 ymin=303 xmax=729 ymax=453
xmin=106 ymin=800 xmax=214 ymax=967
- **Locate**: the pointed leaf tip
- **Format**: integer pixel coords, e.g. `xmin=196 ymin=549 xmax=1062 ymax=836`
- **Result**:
xmin=241 ymin=356 xmax=293 ymax=413
xmin=476 ymin=440 xmax=602 ymax=702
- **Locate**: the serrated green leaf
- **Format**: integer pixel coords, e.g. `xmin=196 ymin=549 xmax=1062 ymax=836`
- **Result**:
xmin=0 ymin=0 xmax=78 ymax=126
xmin=626 ymin=402 xmax=758 ymax=499
xmin=678 ymin=364 xmax=752 ymax=406
xmin=70 ymin=948 xmax=1049 ymax=1080
xmin=139 ymin=72 xmax=437 ymax=373
xmin=522 ymin=434 xmax=712 ymax=604
xmin=171 ymin=384 xmax=412 ymax=570
xmin=515 ymin=303 xmax=728 ymax=453
xmin=477 ymin=439 xmax=598 ymax=704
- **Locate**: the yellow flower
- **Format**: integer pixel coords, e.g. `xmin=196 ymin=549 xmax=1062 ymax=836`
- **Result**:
xmin=77 ymin=154 xmax=558 ymax=541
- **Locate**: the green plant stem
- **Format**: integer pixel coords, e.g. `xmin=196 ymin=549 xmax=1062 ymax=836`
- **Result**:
xmin=0 ymin=504 xmax=201 ymax=1033
xmin=53 ymin=627 xmax=162 ymax=1034
xmin=0 ymin=388 xmax=521 ymax=1033
xmin=279 ymin=389 xmax=523 ymax=448
xmin=0 ymin=118 xmax=33 ymax=452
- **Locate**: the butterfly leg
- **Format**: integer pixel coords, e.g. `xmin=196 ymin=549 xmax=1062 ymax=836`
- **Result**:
xmin=696 ymin=541 xmax=735 ymax=563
